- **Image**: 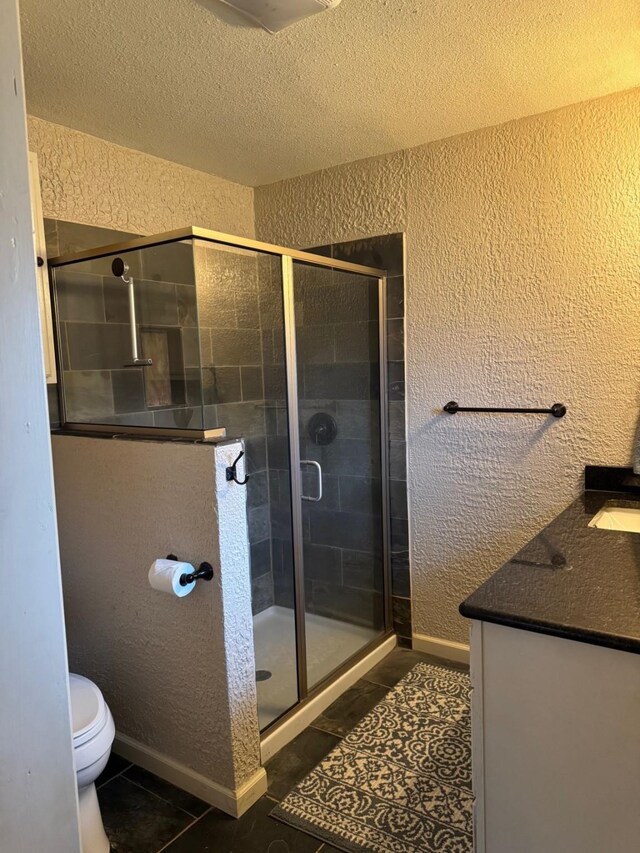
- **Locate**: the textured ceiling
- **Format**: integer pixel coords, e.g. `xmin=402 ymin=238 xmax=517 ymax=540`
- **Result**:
xmin=19 ymin=0 xmax=640 ymax=186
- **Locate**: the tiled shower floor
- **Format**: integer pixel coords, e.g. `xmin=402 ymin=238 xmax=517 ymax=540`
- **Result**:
xmin=253 ymin=605 xmax=379 ymax=729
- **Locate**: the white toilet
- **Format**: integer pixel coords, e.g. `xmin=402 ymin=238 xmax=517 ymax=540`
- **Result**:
xmin=69 ymin=673 xmax=115 ymax=853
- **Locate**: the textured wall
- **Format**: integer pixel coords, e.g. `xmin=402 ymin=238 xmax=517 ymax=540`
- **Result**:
xmin=255 ymin=149 xmax=408 ymax=248
xmin=255 ymin=87 xmax=640 ymax=644
xmin=28 ymin=116 xmax=254 ymax=238
xmin=52 ymin=435 xmax=260 ymax=793
xmin=213 ymin=441 xmax=262 ymax=786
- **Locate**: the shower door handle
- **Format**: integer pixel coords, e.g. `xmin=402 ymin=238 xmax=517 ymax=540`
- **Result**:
xmin=300 ymin=460 xmax=323 ymax=502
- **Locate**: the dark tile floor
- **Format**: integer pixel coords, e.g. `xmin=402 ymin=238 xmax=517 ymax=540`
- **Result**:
xmin=99 ymin=647 xmax=467 ymax=852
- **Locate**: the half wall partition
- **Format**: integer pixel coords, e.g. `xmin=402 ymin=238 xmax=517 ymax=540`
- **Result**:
xmin=49 ymin=227 xmax=391 ymax=732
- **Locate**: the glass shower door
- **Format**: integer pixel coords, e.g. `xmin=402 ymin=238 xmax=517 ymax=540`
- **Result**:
xmin=289 ymin=260 xmax=388 ymax=692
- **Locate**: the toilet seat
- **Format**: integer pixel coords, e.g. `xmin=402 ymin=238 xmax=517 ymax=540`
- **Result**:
xmin=69 ymin=674 xmax=115 ymax=775
xmin=70 ymin=674 xmax=107 ymax=743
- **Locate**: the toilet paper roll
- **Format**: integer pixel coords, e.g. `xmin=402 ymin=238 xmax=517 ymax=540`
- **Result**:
xmin=148 ymin=559 xmax=196 ymax=598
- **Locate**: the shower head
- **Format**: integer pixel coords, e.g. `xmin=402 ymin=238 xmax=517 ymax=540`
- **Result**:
xmin=111 ymin=257 xmax=129 ymax=279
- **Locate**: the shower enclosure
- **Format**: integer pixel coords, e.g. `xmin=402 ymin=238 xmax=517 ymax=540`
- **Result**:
xmin=49 ymin=227 xmax=390 ymax=731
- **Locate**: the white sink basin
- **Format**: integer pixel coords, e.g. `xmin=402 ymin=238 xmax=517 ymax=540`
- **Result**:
xmin=589 ymin=505 xmax=640 ymax=533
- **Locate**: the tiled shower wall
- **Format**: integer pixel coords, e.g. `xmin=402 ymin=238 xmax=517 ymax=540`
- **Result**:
xmin=45 ymin=222 xmax=215 ymax=430
xmin=265 ymin=234 xmax=409 ymax=640
xmin=44 ymin=219 xmax=135 ymax=428
xmin=192 ymin=247 xmax=292 ymax=613
xmin=193 ymin=245 xmax=278 ymax=607
xmin=51 ymin=241 xmax=200 ymax=428
xmin=266 ymin=265 xmax=385 ymax=631
xmin=44 ymin=220 xmax=274 ymax=608
xmin=303 ymin=235 xmax=410 ymax=641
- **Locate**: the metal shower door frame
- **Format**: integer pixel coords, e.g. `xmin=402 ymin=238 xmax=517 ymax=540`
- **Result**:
xmin=281 ymin=254 xmax=392 ymax=708
xmin=49 ymin=225 xmax=393 ymax=719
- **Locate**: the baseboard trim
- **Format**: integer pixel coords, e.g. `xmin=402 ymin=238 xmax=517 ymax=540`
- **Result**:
xmin=113 ymin=733 xmax=267 ymax=818
xmin=412 ymin=632 xmax=470 ymax=665
xmin=260 ymin=633 xmax=397 ymax=763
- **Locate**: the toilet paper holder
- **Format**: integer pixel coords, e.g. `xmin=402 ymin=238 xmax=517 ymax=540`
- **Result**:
xmin=166 ymin=554 xmax=214 ymax=587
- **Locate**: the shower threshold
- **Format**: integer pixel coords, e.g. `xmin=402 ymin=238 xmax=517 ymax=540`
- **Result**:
xmin=253 ymin=605 xmax=380 ymax=731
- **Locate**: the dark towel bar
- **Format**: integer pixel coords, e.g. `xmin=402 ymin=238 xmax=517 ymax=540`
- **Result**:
xmin=443 ymin=401 xmax=567 ymax=418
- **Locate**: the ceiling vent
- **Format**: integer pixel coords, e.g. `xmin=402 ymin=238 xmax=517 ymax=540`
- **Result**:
xmin=218 ymin=0 xmax=342 ymax=33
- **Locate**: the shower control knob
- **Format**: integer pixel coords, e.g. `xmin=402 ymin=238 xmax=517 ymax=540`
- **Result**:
xmin=308 ymin=412 xmax=338 ymax=446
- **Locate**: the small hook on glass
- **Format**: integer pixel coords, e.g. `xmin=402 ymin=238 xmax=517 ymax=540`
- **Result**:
xmin=226 ymin=450 xmax=250 ymax=486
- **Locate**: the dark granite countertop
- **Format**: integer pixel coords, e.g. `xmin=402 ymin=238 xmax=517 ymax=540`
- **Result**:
xmin=460 ymin=472 xmax=640 ymax=654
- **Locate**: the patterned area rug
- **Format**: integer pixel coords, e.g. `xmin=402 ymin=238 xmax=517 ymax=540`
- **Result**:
xmin=271 ymin=663 xmax=473 ymax=853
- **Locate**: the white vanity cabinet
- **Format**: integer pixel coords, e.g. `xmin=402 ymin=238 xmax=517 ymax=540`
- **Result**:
xmin=470 ymin=620 xmax=640 ymax=853
xmin=28 ymin=152 xmax=56 ymax=384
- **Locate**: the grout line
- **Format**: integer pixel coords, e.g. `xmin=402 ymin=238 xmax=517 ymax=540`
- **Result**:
xmin=308 ymin=723 xmax=343 ymax=740
xmin=360 ymin=675 xmax=398 ymax=689
xmin=308 ymin=722 xmax=346 ymax=739
xmin=96 ymin=761 xmax=133 ymax=790
xmin=155 ymin=806 xmax=213 ymax=853
xmin=120 ymin=774 xmax=200 ymax=820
